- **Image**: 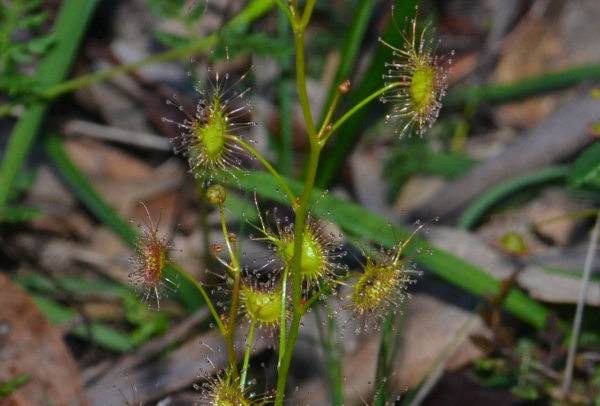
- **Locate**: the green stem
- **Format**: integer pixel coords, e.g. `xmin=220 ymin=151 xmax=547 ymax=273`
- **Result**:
xmin=218 ymin=204 xmax=241 ymax=273
xmin=300 ymin=0 xmax=317 ymax=29
xmin=277 ymin=265 xmax=290 ymax=368
xmin=275 ymin=143 xmax=320 ymax=405
xmin=169 ymin=263 xmax=226 ymax=337
xmin=42 ymin=36 xmax=212 ymax=100
xmin=228 ymin=267 xmax=242 ymax=379
xmin=274 ymin=3 xmax=321 ymax=402
xmin=324 ymin=83 xmax=398 ymax=144
xmin=235 ymin=138 xmax=296 ymax=206
xmin=195 ymin=178 xmax=213 ymax=267
xmin=277 ymin=8 xmax=294 ymax=178
xmin=217 ymin=203 xmax=242 ymax=378
xmin=275 ymin=0 xmax=295 ymax=25
xmin=240 ymin=319 xmax=258 ymax=388
xmin=293 ymin=33 xmax=316 ymax=140
xmin=317 ymin=84 xmax=343 ymax=142
xmin=301 ymin=276 xmax=349 ymax=312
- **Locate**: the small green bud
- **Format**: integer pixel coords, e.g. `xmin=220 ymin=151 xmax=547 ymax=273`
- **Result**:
xmin=207 ymin=184 xmax=226 ymax=204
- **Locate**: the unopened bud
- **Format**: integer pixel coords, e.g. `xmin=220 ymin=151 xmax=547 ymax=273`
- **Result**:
xmin=339 ymin=79 xmax=351 ymax=94
xmin=207 ymin=184 xmax=226 ymax=204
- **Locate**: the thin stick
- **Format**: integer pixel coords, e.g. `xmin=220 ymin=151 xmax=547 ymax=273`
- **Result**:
xmin=561 ymin=212 xmax=600 ymax=397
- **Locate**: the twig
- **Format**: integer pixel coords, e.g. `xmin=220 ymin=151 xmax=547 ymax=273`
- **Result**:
xmin=64 ymin=120 xmax=172 ymax=151
xmin=561 ymin=212 xmax=600 ymax=397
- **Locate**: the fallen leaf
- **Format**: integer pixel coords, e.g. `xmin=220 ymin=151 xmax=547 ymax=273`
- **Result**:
xmin=0 ymin=272 xmax=88 ymax=406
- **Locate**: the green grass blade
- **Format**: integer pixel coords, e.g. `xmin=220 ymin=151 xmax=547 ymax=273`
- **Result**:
xmin=0 ymin=0 xmax=100 ymax=207
xmin=445 ymin=62 xmax=600 ymax=108
xmin=31 ymin=295 xmax=135 ymax=353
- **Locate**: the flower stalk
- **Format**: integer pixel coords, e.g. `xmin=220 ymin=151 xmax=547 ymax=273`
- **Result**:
xmin=125 ymin=3 xmax=448 ymax=404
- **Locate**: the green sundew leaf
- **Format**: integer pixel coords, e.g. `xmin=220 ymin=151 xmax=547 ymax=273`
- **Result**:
xmin=0 ymin=206 xmax=43 ymax=223
xmin=31 ymin=295 xmax=135 ymax=353
xmin=0 ymin=374 xmax=30 ymax=401
xmin=238 ymin=170 xmax=552 ymax=329
xmin=568 ymin=141 xmax=600 ymax=188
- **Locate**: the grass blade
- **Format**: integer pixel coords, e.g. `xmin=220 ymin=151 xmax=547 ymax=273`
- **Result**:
xmin=0 ymin=0 xmax=100 ymax=207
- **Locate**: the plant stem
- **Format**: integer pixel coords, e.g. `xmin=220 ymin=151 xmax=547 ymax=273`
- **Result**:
xmin=274 ymin=1 xmax=320 ymax=402
xmin=235 ymin=138 xmax=296 ymax=207
xmin=561 ymin=212 xmax=600 ymax=397
xmin=240 ymin=319 xmax=257 ymax=387
xmin=217 ymin=203 xmax=242 ymax=378
xmin=227 ymin=266 xmax=242 ymax=379
xmin=277 ymin=265 xmax=290 ymax=368
xmin=275 ymin=0 xmax=295 ymax=26
xmin=218 ymin=204 xmax=241 ymax=273
xmin=324 ymin=83 xmax=398 ymax=144
xmin=170 ymin=263 xmax=226 ymax=337
xmin=317 ymin=85 xmax=343 ymax=141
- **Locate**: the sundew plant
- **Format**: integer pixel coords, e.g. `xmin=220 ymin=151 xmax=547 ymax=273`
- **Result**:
xmin=129 ymin=2 xmax=449 ymax=404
